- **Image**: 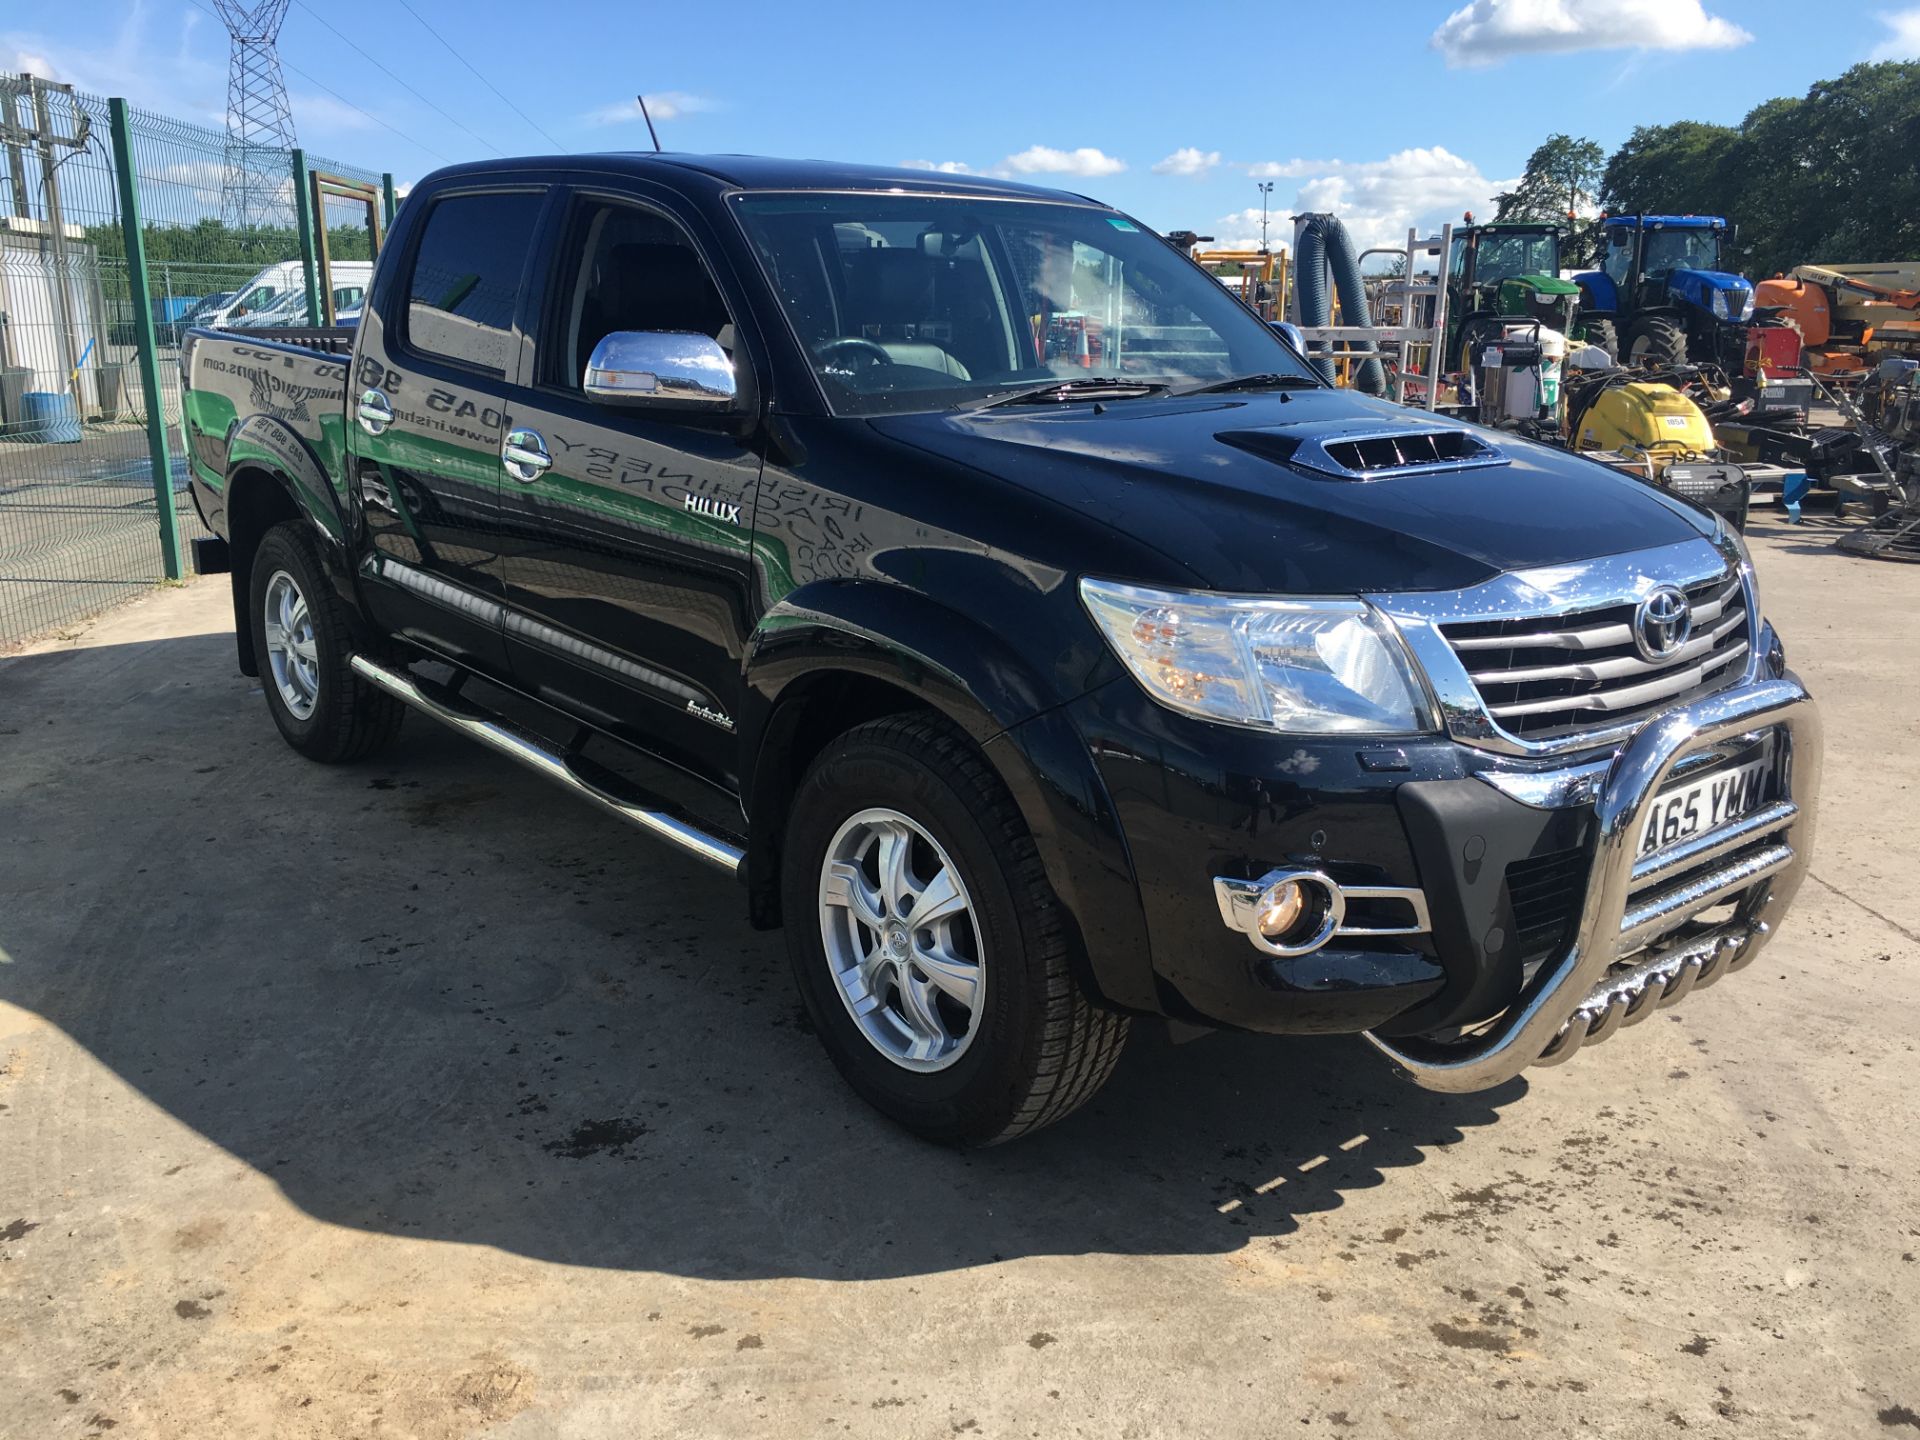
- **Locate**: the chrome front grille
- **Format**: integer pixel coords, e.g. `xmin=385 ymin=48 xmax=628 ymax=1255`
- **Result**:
xmin=1438 ymin=570 xmax=1749 ymax=743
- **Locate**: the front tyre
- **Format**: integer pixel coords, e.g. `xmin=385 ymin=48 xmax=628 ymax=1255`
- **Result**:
xmin=782 ymin=714 xmax=1128 ymax=1145
xmin=248 ymin=521 xmax=402 ymax=763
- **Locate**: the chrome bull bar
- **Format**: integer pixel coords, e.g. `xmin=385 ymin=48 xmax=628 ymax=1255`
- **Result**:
xmin=1365 ymin=676 xmax=1822 ymax=1093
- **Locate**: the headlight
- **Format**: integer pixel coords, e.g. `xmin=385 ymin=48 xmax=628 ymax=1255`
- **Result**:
xmin=1079 ymin=578 xmax=1436 ymax=735
xmin=1716 ymin=511 xmax=1753 ymax=568
xmin=1737 ymin=288 xmax=1755 ymax=322
xmin=1711 ymin=289 xmax=1730 ymax=320
xmin=1714 ymin=513 xmax=1760 ymax=612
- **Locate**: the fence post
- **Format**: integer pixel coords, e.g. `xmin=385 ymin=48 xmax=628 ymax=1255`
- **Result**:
xmin=106 ymin=97 xmax=184 ymax=582
xmin=291 ymin=147 xmax=320 ymax=327
xmin=381 ymin=172 xmax=397 ymax=231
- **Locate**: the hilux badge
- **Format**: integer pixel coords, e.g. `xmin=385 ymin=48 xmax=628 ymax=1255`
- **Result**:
xmin=1633 ymin=585 xmax=1692 ymax=661
xmin=684 ymin=493 xmax=742 ymax=525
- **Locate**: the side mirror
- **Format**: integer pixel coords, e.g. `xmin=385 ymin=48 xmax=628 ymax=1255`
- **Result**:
xmin=584 ymin=330 xmax=737 ymax=408
xmin=1270 ymin=320 xmax=1307 ymax=354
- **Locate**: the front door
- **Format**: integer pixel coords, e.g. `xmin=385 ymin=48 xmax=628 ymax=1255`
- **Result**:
xmin=349 ymin=186 xmax=546 ymax=677
xmin=495 ymin=191 xmax=762 ymax=789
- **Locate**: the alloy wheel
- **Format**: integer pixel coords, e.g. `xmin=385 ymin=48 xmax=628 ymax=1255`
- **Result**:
xmin=818 ymin=807 xmax=985 ymax=1071
xmin=262 ymin=568 xmax=320 ymax=720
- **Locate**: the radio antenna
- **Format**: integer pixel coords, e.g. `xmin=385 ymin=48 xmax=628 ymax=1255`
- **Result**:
xmin=636 ymin=94 xmax=662 ymax=152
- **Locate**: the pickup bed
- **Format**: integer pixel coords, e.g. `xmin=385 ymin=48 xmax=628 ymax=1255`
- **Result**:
xmin=180 ymin=153 xmax=1822 ymax=1144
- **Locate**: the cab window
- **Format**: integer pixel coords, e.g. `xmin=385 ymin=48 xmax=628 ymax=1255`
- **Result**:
xmin=1603 ymin=230 xmax=1635 ymax=286
xmin=233 ymin=284 xmax=278 ymax=316
xmin=540 ymin=198 xmax=735 ymax=392
xmin=402 ymin=190 xmax=544 ymax=374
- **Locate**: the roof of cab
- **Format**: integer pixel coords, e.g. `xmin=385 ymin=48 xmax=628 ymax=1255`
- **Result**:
xmin=428 ymin=152 xmax=1103 ymax=205
xmin=1604 ymin=214 xmax=1727 ymax=229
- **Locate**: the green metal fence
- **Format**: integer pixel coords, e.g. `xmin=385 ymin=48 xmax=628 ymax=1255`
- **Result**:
xmin=0 ymin=72 xmax=391 ymax=650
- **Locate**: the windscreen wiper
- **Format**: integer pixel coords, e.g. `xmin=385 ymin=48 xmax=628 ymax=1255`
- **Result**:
xmin=1172 ymin=372 xmax=1322 ymax=396
xmin=968 ymin=377 xmax=1167 ymax=410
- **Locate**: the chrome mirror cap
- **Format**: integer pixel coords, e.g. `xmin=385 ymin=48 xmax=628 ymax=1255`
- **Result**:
xmin=1270 ymin=320 xmax=1306 ymax=354
xmin=584 ymin=330 xmax=737 ymax=407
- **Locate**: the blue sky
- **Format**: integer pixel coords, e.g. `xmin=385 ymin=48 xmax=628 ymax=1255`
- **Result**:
xmin=7 ymin=0 xmax=1915 ymax=248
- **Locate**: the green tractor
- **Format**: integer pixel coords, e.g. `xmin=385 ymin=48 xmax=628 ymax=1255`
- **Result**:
xmin=1445 ymin=221 xmax=1613 ymax=369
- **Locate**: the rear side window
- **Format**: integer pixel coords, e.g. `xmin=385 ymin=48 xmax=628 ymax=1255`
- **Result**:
xmin=403 ymin=190 xmax=544 ymax=373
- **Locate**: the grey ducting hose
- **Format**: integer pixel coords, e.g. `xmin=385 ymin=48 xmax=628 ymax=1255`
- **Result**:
xmin=1293 ymin=213 xmax=1386 ymax=395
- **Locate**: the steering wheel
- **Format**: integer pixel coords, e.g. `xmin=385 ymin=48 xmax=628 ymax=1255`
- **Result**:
xmin=815 ymin=336 xmax=895 ymax=376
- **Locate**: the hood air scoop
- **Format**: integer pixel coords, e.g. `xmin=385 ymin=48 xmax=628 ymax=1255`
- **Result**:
xmin=1219 ymin=421 xmax=1509 ymax=481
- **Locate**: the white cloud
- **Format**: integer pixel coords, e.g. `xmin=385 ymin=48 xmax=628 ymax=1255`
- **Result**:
xmin=1871 ymin=7 xmax=1920 ymax=58
xmin=583 ymin=92 xmax=716 ymax=127
xmin=1430 ymin=0 xmax=1751 ymax=67
xmin=1003 ymin=145 xmax=1127 ymax=178
xmin=1152 ymin=147 xmax=1221 ymax=178
xmin=902 ymin=159 xmax=974 ymax=174
xmin=1210 ymin=207 xmax=1284 ymax=252
xmin=1216 ymin=146 xmax=1516 ymax=253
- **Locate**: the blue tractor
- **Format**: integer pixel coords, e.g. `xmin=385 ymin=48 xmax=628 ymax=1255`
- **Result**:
xmin=1575 ymin=215 xmax=1756 ymax=369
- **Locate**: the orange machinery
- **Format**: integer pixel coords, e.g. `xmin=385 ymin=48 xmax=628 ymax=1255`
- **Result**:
xmin=1754 ymin=263 xmax=1920 ymax=377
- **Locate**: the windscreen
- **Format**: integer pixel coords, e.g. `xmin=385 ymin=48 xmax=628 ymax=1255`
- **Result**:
xmin=1475 ymin=231 xmax=1558 ymax=280
xmin=1642 ymin=228 xmax=1722 ymax=273
xmin=732 ymin=193 xmax=1316 ymax=415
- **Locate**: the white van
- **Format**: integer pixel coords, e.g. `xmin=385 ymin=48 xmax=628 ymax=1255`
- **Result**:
xmin=202 ymin=260 xmax=374 ymax=328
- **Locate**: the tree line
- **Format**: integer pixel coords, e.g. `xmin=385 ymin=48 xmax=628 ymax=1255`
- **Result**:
xmin=1494 ymin=60 xmax=1919 ymax=279
xmin=83 ymin=216 xmax=378 ymax=274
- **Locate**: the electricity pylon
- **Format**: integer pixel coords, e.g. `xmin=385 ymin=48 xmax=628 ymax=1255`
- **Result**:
xmin=213 ymin=0 xmax=298 ymax=228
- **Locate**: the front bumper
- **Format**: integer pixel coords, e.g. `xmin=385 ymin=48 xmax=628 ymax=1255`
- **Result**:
xmin=1065 ymin=666 xmax=1819 ymax=1087
xmin=1365 ymin=673 xmax=1820 ymax=1091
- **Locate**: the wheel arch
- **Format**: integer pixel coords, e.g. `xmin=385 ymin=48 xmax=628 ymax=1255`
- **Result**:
xmin=222 ymin=412 xmax=353 ymax=675
xmin=741 ymin=582 xmax=1159 ymax=1016
xmin=223 ymin=464 xmax=306 ymax=676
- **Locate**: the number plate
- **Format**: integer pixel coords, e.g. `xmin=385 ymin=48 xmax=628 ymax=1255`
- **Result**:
xmin=1638 ymin=755 xmax=1771 ymax=859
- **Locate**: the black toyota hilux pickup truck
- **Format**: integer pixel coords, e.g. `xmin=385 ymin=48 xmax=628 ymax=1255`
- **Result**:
xmin=180 ymin=154 xmax=1821 ymax=1144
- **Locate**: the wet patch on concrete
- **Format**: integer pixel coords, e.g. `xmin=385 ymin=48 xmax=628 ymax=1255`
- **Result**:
xmin=542 ymin=1117 xmax=648 ymax=1159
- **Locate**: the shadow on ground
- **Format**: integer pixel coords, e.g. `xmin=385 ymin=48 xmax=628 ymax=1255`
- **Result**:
xmin=0 ymin=632 xmax=1522 ymax=1282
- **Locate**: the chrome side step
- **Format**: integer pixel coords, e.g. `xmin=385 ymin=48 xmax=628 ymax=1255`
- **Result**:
xmin=350 ymin=655 xmax=745 ymax=874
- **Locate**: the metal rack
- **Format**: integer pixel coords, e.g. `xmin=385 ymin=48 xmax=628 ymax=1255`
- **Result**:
xmin=1288 ymin=223 xmax=1452 ymax=412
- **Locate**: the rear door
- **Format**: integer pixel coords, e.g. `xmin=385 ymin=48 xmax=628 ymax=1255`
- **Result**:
xmin=492 ymin=185 xmax=764 ymax=789
xmin=348 ymin=184 xmax=546 ymax=676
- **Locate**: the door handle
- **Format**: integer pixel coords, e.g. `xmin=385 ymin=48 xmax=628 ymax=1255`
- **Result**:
xmin=357 ymin=387 xmax=394 ymax=437
xmin=501 ymin=427 xmax=552 ymax=483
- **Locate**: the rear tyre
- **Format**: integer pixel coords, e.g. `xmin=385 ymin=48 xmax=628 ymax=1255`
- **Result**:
xmin=1625 ymin=315 xmax=1687 ymax=369
xmin=782 ymin=713 xmax=1128 ymax=1146
xmin=249 ymin=521 xmax=402 ymax=763
xmin=1583 ymin=317 xmax=1619 ymax=361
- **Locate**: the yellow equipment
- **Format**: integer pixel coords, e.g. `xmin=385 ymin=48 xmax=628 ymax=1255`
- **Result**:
xmin=1573 ymin=381 xmax=1716 ymax=465
xmin=1193 ymin=248 xmax=1289 ymax=321
xmin=1564 ymin=371 xmax=1751 ymax=528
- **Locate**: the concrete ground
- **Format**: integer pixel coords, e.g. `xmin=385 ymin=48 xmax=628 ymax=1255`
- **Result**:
xmin=2 ymin=507 xmax=1916 ymax=1439
xmin=0 ymin=428 xmax=199 ymax=651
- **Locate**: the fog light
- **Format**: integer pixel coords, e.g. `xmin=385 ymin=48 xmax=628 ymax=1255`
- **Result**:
xmin=1257 ymin=880 xmax=1308 ymax=938
xmin=1250 ymin=870 xmax=1344 ymax=956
